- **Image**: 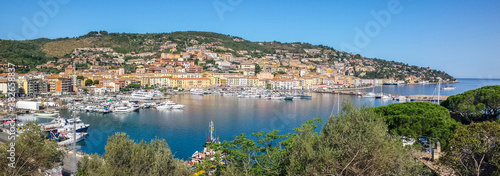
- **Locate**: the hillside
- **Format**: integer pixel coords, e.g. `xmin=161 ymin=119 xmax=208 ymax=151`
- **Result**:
xmin=0 ymin=31 xmax=455 ymax=81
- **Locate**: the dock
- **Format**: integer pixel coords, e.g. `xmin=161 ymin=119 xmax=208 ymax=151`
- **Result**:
xmin=314 ymin=90 xmax=449 ymax=102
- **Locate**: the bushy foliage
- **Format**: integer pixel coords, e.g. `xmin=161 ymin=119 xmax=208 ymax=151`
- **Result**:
xmin=0 ymin=121 xmax=64 ymax=175
xmin=0 ymin=39 xmax=55 ymax=72
xmin=77 ymin=132 xmax=190 ymax=176
xmin=441 ymin=85 xmax=500 ymax=123
xmin=207 ymin=101 xmax=430 ymax=175
xmin=442 ymin=121 xmax=500 ymax=176
xmin=374 ymin=102 xmax=460 ymax=147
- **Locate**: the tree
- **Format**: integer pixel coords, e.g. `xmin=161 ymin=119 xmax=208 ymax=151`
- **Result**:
xmin=86 ymin=31 xmax=98 ymax=36
xmin=442 ymin=121 xmax=500 ymax=176
xmin=374 ymin=102 xmax=460 ymax=147
xmin=77 ymin=75 xmax=85 ymax=80
xmin=255 ymin=64 xmax=262 ymax=73
xmin=296 ymin=101 xmax=429 ymax=175
xmin=0 ymin=121 xmax=64 ymax=175
xmin=85 ymin=79 xmax=93 ymax=86
xmin=126 ymin=83 xmax=141 ymax=89
xmin=93 ymin=80 xmax=99 ymax=85
xmin=441 ymin=85 xmax=500 ymax=123
xmin=78 ymin=132 xmax=190 ymax=175
xmin=122 ymin=64 xmax=137 ymax=74
xmin=99 ymin=30 xmax=108 ymax=35
xmin=210 ymin=101 xmax=429 ymax=175
xmin=83 ymin=88 xmax=89 ymax=92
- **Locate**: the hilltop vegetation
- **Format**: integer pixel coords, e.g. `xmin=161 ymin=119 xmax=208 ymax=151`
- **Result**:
xmin=0 ymin=31 xmax=455 ymax=81
xmin=0 ymin=39 xmax=54 ymax=72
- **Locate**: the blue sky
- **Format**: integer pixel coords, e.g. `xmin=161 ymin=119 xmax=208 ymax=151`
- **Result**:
xmin=1 ymin=0 xmax=499 ymax=78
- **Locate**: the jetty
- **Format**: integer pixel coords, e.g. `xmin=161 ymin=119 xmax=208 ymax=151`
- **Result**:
xmin=313 ymin=90 xmax=449 ymax=102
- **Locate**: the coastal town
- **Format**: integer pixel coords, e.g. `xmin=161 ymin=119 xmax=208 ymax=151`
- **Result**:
xmin=1 ymin=0 xmax=499 ymax=174
xmin=0 ymin=32 xmax=456 ymax=98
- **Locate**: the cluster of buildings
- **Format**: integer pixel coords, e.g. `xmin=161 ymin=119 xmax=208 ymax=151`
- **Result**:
xmin=0 ymin=69 xmax=398 ymax=97
xmin=0 ymin=38 xmax=430 ymax=96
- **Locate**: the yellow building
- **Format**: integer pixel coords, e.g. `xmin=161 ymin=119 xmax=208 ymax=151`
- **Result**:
xmin=169 ymin=78 xmax=210 ymax=88
xmin=149 ymin=76 xmax=170 ymax=87
xmin=220 ymin=78 xmax=227 ymax=86
xmin=227 ymin=77 xmax=240 ymax=87
xmin=247 ymin=77 xmax=260 ymax=87
xmin=210 ymin=77 xmax=221 ymax=85
xmin=201 ymin=72 xmax=214 ymax=78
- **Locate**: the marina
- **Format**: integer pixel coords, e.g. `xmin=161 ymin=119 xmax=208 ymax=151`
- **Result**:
xmin=3 ymin=78 xmax=500 ymax=161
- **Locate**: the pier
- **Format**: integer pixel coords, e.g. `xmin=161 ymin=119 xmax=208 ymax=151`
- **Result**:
xmin=314 ymin=90 xmax=449 ymax=101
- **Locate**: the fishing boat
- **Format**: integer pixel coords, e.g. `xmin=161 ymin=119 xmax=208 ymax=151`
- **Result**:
xmin=40 ymin=118 xmax=66 ymax=130
xmin=57 ymin=132 xmax=88 ymax=146
xmin=190 ymin=120 xmax=222 ymax=165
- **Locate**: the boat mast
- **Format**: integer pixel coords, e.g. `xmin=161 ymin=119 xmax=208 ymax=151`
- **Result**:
xmin=210 ymin=120 xmax=214 ymax=143
xmin=72 ymin=112 xmax=77 ymax=175
xmin=337 ymin=92 xmax=340 ymax=112
xmin=437 ymin=79 xmax=441 ymax=104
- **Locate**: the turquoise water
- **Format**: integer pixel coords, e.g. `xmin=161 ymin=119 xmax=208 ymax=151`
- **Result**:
xmin=59 ymin=78 xmax=500 ymax=160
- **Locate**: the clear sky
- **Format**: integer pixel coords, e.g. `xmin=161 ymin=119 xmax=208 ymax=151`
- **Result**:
xmin=1 ymin=0 xmax=499 ymax=78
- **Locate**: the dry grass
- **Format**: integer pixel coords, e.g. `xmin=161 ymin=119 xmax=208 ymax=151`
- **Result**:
xmin=41 ymin=36 xmax=118 ymax=57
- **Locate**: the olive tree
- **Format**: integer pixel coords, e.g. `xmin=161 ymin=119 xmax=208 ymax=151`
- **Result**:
xmin=0 ymin=121 xmax=64 ymax=175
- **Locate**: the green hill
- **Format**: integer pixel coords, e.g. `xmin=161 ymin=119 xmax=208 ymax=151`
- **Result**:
xmin=0 ymin=31 xmax=456 ymax=81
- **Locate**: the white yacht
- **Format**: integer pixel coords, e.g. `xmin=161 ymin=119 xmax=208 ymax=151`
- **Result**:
xmin=156 ymin=101 xmax=185 ymax=109
xmin=190 ymin=88 xmax=204 ymax=95
xmin=165 ymin=101 xmax=185 ymax=109
xmin=113 ymin=106 xmax=137 ymax=113
xmin=363 ymin=92 xmax=376 ymax=98
xmin=441 ymin=86 xmax=456 ymax=90
xmin=55 ymin=118 xmax=90 ymax=133
xmin=130 ymin=90 xmax=154 ymax=100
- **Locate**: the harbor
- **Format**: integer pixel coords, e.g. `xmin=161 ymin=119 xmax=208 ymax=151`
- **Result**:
xmin=0 ymin=78 xmax=496 ymax=162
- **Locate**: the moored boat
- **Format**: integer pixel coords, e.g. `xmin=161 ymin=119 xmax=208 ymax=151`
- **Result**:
xmin=191 ymin=88 xmax=204 ymax=95
xmin=441 ymin=86 xmax=456 ymax=90
xmin=190 ymin=120 xmax=222 ymax=165
xmin=35 ymin=112 xmax=58 ymax=117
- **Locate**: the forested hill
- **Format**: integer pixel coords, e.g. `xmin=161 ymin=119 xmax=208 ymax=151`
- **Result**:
xmin=0 ymin=31 xmax=455 ymax=81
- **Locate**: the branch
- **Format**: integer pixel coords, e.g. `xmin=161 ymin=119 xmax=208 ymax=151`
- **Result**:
xmin=476 ymin=154 xmax=485 ymax=176
xmin=340 ymin=150 xmax=360 ymax=176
